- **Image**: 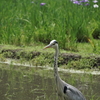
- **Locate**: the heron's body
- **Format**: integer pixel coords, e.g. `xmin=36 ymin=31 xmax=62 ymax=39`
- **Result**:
xmin=44 ymin=40 xmax=86 ymax=100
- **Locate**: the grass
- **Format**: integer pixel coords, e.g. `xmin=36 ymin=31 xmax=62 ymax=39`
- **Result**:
xmin=0 ymin=39 xmax=99 ymax=56
xmin=0 ymin=0 xmax=100 ymax=50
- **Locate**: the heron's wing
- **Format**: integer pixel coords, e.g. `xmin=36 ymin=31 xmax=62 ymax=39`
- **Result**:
xmin=65 ymin=85 xmax=86 ymax=100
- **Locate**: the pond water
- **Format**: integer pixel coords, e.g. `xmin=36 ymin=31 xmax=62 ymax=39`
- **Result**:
xmin=0 ymin=63 xmax=100 ymax=100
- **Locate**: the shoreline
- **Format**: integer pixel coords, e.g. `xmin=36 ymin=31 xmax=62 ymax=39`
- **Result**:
xmin=0 ymin=58 xmax=100 ymax=75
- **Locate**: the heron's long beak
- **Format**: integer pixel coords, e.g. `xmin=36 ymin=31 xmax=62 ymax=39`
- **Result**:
xmin=43 ymin=44 xmax=51 ymax=49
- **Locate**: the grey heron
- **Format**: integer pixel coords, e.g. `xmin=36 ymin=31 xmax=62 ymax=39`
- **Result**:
xmin=44 ymin=40 xmax=86 ymax=100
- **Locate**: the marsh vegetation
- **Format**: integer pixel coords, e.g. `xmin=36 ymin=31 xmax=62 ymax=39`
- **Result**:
xmin=0 ymin=0 xmax=100 ymax=50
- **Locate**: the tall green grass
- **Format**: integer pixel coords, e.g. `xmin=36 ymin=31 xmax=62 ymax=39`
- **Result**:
xmin=0 ymin=0 xmax=100 ymax=49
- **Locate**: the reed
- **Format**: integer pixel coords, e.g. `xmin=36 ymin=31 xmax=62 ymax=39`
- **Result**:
xmin=0 ymin=0 xmax=99 ymax=49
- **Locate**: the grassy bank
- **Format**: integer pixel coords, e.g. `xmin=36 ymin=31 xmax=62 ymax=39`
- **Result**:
xmin=0 ymin=42 xmax=100 ymax=70
xmin=0 ymin=0 xmax=100 ymax=50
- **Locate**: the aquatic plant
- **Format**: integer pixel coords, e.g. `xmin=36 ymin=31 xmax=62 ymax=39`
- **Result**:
xmin=40 ymin=3 xmax=46 ymax=6
xmin=93 ymin=0 xmax=98 ymax=3
xmin=93 ymin=4 xmax=99 ymax=8
xmin=71 ymin=0 xmax=89 ymax=5
xmin=71 ymin=0 xmax=99 ymax=7
xmin=0 ymin=0 xmax=99 ymax=50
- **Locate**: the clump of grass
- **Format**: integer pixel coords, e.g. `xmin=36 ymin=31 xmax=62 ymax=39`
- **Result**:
xmin=67 ymin=58 xmax=95 ymax=69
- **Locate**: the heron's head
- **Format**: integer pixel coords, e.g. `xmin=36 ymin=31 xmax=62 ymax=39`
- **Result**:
xmin=44 ymin=40 xmax=58 ymax=49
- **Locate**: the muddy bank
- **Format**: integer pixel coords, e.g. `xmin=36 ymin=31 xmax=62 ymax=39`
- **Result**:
xmin=0 ymin=48 xmax=100 ymax=69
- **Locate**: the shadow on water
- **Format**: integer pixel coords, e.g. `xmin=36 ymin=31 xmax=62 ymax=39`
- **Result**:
xmin=0 ymin=63 xmax=100 ymax=100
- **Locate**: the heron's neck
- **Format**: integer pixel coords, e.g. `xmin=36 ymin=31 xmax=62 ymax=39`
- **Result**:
xmin=54 ymin=46 xmax=61 ymax=83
